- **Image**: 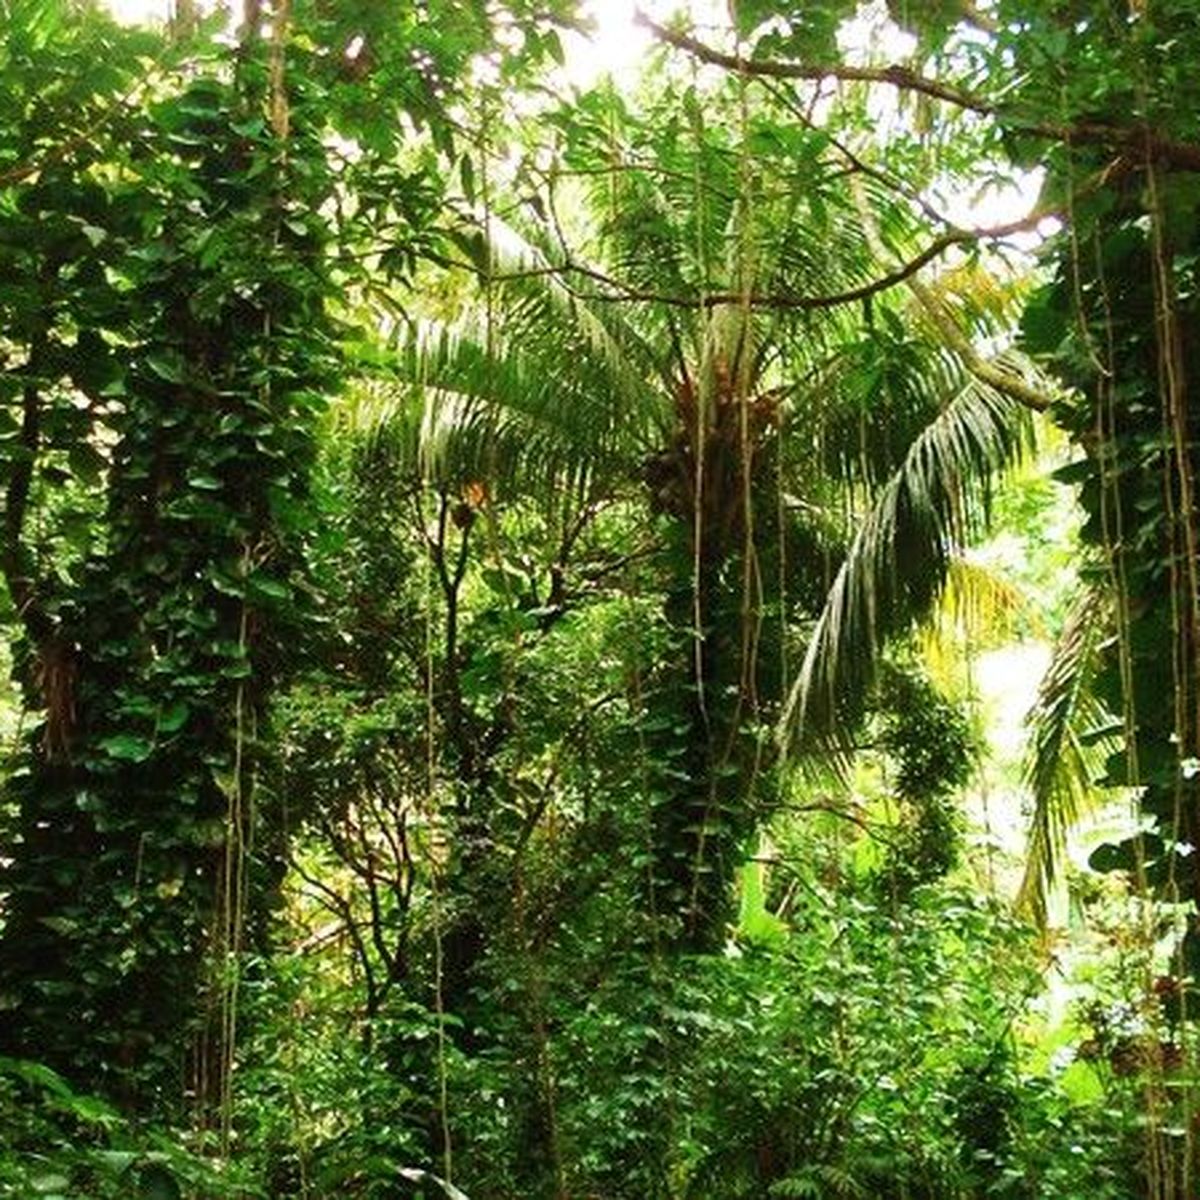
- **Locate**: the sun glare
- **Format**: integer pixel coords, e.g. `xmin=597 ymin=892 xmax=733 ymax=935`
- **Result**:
xmin=105 ymin=0 xmax=167 ymax=24
xmin=101 ymin=0 xmax=722 ymax=87
xmin=100 ymin=0 xmax=1040 ymax=231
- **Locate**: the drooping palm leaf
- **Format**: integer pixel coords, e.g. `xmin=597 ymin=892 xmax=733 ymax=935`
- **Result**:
xmin=345 ymin=213 xmax=668 ymax=496
xmin=779 ymin=357 xmax=1038 ymax=759
xmin=1016 ymin=581 xmax=1115 ymax=930
xmin=918 ymin=556 xmax=1037 ymax=689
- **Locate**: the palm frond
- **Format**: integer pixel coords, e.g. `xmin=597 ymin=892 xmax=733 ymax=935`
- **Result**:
xmin=344 ymin=316 xmax=633 ymax=495
xmin=1016 ymin=581 xmax=1115 ymax=930
xmin=918 ymin=556 xmax=1037 ymax=690
xmin=778 ymin=369 xmax=1035 ymax=760
xmin=484 ymin=211 xmax=668 ymax=409
xmin=924 ymin=258 xmax=1033 ymax=343
xmin=343 ymin=213 xmax=668 ymax=496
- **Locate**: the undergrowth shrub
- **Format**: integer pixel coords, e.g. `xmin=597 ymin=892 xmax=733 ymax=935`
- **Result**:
xmin=0 ymin=1056 xmax=251 ymax=1199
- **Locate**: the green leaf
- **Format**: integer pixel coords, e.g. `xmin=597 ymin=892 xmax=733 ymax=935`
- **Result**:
xmin=156 ymin=701 xmax=190 ymax=734
xmin=460 ymin=153 xmax=476 ymax=204
xmin=186 ymin=473 xmax=223 ymax=490
xmin=137 ymin=1164 xmax=182 ymax=1200
xmin=30 ymin=1173 xmax=70 ymax=1195
xmin=65 ymin=1093 xmax=122 ymax=1127
xmin=98 ymin=733 xmax=155 ymax=762
xmin=249 ymin=575 xmax=291 ymax=601
xmin=68 ymin=443 xmax=107 ymax=486
xmin=37 ymin=915 xmax=77 ymax=936
xmin=1088 ymin=840 xmax=1135 ymax=874
xmin=231 ymin=115 xmax=265 ymax=137
xmin=0 ymin=1057 xmax=73 ymax=1099
xmin=92 ymin=1150 xmax=138 ymax=1175
xmin=208 ymin=570 xmax=244 ymax=596
xmin=145 ymin=353 xmax=185 ymax=384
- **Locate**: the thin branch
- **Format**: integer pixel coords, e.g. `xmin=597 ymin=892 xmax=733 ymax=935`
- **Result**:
xmin=351 ymin=809 xmax=396 ymax=978
xmin=779 ymin=799 xmax=901 ymax=846
xmin=908 ymin=278 xmax=1052 ymax=411
xmin=513 ymin=691 xmax=624 ymax=856
xmin=850 ymin=179 xmax=1055 ymax=413
xmin=292 ymin=855 xmax=378 ymax=1010
xmin=293 ymin=918 xmax=346 ymax=955
xmin=762 ymin=77 xmax=954 ymax=229
xmin=956 ymin=1 xmax=1000 ymax=34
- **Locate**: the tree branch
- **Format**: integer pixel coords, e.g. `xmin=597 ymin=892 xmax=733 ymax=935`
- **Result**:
xmin=633 ymin=9 xmax=992 ymax=114
xmin=635 ymin=10 xmax=1200 ymax=175
xmin=850 ymin=178 xmax=1055 ymax=413
xmin=479 ymin=210 xmax=1055 ymax=313
xmin=955 ymin=1 xmax=999 ymax=35
xmin=1065 ymin=122 xmax=1200 ymax=175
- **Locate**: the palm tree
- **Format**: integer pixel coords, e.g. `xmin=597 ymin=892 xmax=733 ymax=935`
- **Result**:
xmin=349 ymin=64 xmax=1049 ymax=963
xmin=310 ymin=51 xmax=1066 ymax=1198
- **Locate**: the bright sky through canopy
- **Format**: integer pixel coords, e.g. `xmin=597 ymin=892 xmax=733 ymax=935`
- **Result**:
xmin=102 ymin=0 xmax=1044 ymax=234
xmin=103 ymin=0 xmax=720 ymax=78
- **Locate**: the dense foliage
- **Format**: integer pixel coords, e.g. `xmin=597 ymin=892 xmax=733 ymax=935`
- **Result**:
xmin=0 ymin=0 xmax=1197 ymax=1197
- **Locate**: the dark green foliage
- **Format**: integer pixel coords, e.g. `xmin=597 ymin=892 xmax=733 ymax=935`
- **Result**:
xmin=0 ymin=12 xmax=338 ymax=1109
xmin=232 ymin=855 xmax=1131 ymax=1199
xmin=873 ymin=668 xmax=975 ymax=897
xmin=1007 ymin=7 xmax=1200 ymax=1185
xmin=2 ymin=1 xmax=1198 ymax=1197
xmin=0 ymin=1056 xmax=250 ymax=1199
xmin=735 ymin=0 xmax=860 ymax=59
xmin=881 ymin=669 xmax=976 ymax=803
xmin=1021 ymin=119 xmax=1200 ymax=984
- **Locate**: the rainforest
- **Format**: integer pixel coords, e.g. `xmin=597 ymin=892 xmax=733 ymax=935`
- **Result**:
xmin=0 ymin=0 xmax=1198 ymax=1196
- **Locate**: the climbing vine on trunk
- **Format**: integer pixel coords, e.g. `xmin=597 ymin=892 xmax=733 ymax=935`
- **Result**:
xmin=0 ymin=30 xmax=337 ymax=1112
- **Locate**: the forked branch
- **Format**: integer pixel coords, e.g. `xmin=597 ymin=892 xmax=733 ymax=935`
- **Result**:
xmin=635 ymin=10 xmax=1200 ymax=175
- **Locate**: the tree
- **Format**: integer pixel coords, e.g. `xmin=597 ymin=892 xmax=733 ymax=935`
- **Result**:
xmin=5 ymin=1 xmax=1196 ymax=1194
xmin=0 ymin=0 xmax=579 ymax=1115
xmin=0 ymin=8 xmax=339 ymax=1111
xmin=362 ymin=54 xmax=1043 ymax=976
